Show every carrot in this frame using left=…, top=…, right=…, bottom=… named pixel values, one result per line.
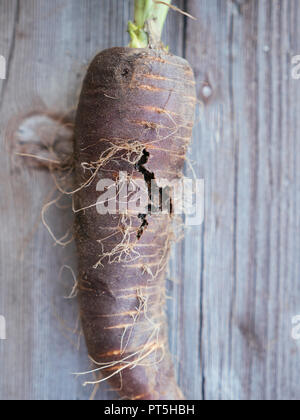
left=74, top=0, right=196, bottom=400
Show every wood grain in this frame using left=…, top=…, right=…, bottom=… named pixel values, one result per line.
left=0, top=0, right=299, bottom=400
left=185, top=0, right=300, bottom=400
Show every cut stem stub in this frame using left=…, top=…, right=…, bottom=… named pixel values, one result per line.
left=128, top=0, right=172, bottom=48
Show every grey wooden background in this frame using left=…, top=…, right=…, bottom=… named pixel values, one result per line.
left=0, top=0, right=299, bottom=400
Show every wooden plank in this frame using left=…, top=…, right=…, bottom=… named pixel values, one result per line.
left=185, top=0, right=300, bottom=400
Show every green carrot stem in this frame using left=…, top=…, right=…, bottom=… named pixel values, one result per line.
left=128, top=0, right=172, bottom=48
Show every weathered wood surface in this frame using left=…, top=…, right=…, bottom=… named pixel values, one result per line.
left=0, top=0, right=299, bottom=400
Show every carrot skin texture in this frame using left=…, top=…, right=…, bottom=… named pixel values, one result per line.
left=74, top=47, right=196, bottom=400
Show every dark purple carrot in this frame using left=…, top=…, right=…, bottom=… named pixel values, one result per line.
left=74, top=0, right=196, bottom=400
